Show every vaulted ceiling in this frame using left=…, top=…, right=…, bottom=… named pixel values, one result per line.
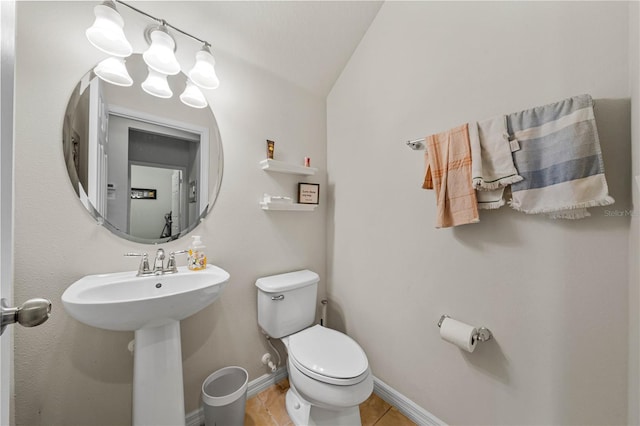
left=127, top=1, right=383, bottom=97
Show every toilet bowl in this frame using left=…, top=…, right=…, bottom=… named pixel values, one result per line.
left=284, top=325, right=373, bottom=425
left=256, top=270, right=373, bottom=425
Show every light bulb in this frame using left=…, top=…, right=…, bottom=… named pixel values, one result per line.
left=141, top=68, right=173, bottom=98
left=180, top=80, right=208, bottom=109
left=94, top=57, right=133, bottom=86
left=188, top=45, right=220, bottom=89
left=143, top=27, right=180, bottom=76
left=85, top=1, right=132, bottom=57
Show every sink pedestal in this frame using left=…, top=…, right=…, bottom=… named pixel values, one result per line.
left=133, top=321, right=185, bottom=426
left=61, top=265, right=231, bottom=425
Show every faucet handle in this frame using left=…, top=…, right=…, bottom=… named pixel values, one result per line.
left=166, top=250, right=188, bottom=273
left=124, top=252, right=150, bottom=276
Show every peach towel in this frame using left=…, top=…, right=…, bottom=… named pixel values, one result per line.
left=422, top=123, right=479, bottom=228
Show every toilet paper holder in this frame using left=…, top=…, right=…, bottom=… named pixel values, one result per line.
left=438, top=314, right=493, bottom=343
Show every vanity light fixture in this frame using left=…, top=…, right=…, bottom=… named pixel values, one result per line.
left=85, top=0, right=220, bottom=107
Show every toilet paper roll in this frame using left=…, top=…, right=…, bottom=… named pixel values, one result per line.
left=439, top=317, right=477, bottom=353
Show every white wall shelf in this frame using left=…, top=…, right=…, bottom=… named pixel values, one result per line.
left=260, top=202, right=317, bottom=212
left=260, top=159, right=317, bottom=176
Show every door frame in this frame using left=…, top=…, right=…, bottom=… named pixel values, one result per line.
left=0, top=1, right=16, bottom=424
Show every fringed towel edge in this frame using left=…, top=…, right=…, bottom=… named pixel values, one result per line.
left=508, top=195, right=615, bottom=215
left=548, top=209, right=591, bottom=219
left=478, top=199, right=505, bottom=210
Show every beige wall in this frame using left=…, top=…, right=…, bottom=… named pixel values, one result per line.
left=327, top=2, right=631, bottom=425
left=14, top=2, right=326, bottom=424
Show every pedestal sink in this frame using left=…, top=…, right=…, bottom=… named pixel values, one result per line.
left=62, top=265, right=230, bottom=426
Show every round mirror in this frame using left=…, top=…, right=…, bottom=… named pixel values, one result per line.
left=62, top=54, right=223, bottom=244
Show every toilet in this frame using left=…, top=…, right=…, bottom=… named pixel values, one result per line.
left=256, top=270, right=373, bottom=426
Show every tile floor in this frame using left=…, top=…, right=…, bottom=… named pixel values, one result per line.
left=245, top=379, right=416, bottom=426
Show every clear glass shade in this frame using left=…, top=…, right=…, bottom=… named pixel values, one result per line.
left=85, top=2, right=132, bottom=58
left=180, top=80, right=208, bottom=109
left=143, top=28, right=181, bottom=76
left=141, top=68, right=173, bottom=98
left=188, top=46, right=220, bottom=90
left=94, top=57, right=133, bottom=86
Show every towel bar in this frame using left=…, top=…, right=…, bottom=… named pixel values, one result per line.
left=406, top=138, right=425, bottom=150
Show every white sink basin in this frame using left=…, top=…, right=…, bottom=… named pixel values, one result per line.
left=62, top=265, right=230, bottom=331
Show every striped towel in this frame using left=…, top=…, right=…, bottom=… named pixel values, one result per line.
left=422, top=123, right=479, bottom=228
left=507, top=94, right=614, bottom=218
left=468, top=115, right=523, bottom=210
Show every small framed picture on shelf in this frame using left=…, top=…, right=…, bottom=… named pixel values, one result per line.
left=298, top=183, right=320, bottom=205
left=266, top=139, right=275, bottom=159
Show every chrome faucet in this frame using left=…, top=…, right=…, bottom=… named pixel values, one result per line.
left=153, top=248, right=166, bottom=273
left=125, top=249, right=187, bottom=276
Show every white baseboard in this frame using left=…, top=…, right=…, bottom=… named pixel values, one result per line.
left=186, top=367, right=288, bottom=426
left=247, top=366, right=289, bottom=398
left=185, top=407, right=202, bottom=426
left=186, top=369, right=445, bottom=426
left=373, top=376, right=446, bottom=426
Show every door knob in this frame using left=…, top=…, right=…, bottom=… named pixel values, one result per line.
left=0, top=298, right=51, bottom=336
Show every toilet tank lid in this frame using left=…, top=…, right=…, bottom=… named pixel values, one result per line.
left=255, top=270, right=319, bottom=292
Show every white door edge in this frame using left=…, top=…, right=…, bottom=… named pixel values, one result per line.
left=0, top=1, right=16, bottom=425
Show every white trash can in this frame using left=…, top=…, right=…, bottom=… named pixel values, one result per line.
left=202, top=366, right=248, bottom=426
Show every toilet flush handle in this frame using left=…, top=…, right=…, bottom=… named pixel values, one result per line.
left=271, top=295, right=285, bottom=301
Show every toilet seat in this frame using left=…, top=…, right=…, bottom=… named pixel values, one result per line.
left=288, top=325, right=369, bottom=386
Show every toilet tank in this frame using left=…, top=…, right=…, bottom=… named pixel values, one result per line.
left=256, top=270, right=319, bottom=338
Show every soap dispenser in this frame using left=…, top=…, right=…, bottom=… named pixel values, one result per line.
left=188, top=235, right=207, bottom=271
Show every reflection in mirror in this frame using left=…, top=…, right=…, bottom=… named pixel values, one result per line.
left=63, top=53, right=223, bottom=244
